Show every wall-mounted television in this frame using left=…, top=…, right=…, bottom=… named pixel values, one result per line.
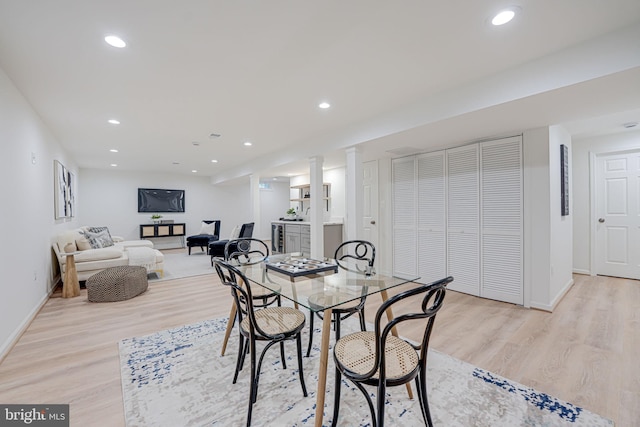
left=138, top=188, right=185, bottom=213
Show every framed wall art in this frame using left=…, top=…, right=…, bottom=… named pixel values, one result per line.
left=54, top=160, right=75, bottom=219
left=560, top=144, right=569, bottom=216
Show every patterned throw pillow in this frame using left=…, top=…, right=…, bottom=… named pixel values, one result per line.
left=81, top=227, right=114, bottom=249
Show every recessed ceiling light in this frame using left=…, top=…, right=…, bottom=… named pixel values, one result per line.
left=110, top=164, right=117, bottom=167
left=273, top=177, right=277, bottom=181
left=105, top=35, right=126, bottom=48
left=172, top=162, right=180, bottom=165
left=108, top=119, right=120, bottom=125
left=623, top=122, right=638, bottom=128
left=192, top=170, right=198, bottom=173
left=492, top=9, right=516, bottom=26
left=318, top=102, right=331, bottom=109
left=110, top=149, right=118, bottom=153
left=244, top=141, right=252, bottom=146
left=209, top=133, right=221, bottom=138
left=211, top=159, right=218, bottom=163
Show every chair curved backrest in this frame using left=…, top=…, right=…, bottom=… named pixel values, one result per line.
left=239, top=222, right=255, bottom=239
left=224, top=238, right=269, bottom=266
left=334, top=240, right=376, bottom=275
left=213, top=259, right=275, bottom=340
left=356, top=276, right=452, bottom=382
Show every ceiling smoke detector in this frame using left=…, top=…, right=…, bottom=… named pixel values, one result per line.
left=210, top=133, right=221, bottom=138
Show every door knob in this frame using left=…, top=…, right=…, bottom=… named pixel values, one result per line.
left=598, top=218, right=605, bottom=223
left=370, top=220, right=376, bottom=225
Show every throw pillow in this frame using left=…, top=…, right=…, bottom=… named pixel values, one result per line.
left=199, top=221, right=217, bottom=235
left=76, top=236, right=92, bottom=251
left=229, top=225, right=241, bottom=240
left=81, top=227, right=114, bottom=249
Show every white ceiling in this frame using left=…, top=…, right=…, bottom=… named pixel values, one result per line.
left=0, top=1, right=639, bottom=183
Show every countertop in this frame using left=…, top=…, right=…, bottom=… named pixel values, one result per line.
left=271, top=220, right=343, bottom=226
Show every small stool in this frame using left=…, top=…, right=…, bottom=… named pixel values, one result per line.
left=86, top=266, right=148, bottom=302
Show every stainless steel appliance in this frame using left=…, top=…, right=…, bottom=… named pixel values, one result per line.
left=271, top=223, right=284, bottom=253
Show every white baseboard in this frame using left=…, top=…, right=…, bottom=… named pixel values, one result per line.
left=573, top=268, right=591, bottom=275
left=529, top=277, right=575, bottom=312
left=0, top=286, right=55, bottom=363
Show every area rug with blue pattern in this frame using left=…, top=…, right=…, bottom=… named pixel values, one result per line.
left=119, top=317, right=613, bottom=426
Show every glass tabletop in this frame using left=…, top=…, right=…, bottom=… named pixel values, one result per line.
left=236, top=254, right=420, bottom=312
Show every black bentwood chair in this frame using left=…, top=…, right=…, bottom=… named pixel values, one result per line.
left=219, top=238, right=282, bottom=356
left=209, top=222, right=255, bottom=266
left=214, top=259, right=308, bottom=427
left=331, top=276, right=453, bottom=427
left=306, top=240, right=375, bottom=357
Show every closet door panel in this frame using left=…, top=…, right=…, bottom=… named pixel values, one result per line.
left=480, top=136, right=523, bottom=304
left=447, top=145, right=480, bottom=295
left=392, top=157, right=417, bottom=279
left=417, top=152, right=447, bottom=283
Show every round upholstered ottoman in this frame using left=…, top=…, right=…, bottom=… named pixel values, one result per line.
left=86, top=266, right=149, bottom=302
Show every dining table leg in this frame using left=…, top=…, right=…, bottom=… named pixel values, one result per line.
left=314, top=307, right=333, bottom=427
left=220, top=302, right=237, bottom=356
left=380, top=289, right=414, bottom=399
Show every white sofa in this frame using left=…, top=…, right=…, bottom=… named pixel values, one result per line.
left=53, top=227, right=164, bottom=282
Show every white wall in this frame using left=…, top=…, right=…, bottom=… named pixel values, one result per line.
left=523, top=126, right=574, bottom=310
left=79, top=169, right=252, bottom=248
left=324, top=167, right=346, bottom=222
left=0, top=66, right=80, bottom=358
left=572, top=129, right=640, bottom=273
left=548, top=126, right=574, bottom=303
left=259, top=180, right=290, bottom=240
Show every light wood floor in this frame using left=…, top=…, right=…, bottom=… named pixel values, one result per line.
left=0, top=258, right=637, bottom=426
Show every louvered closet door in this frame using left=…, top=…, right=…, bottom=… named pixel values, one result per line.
left=447, top=145, right=480, bottom=296
left=417, top=152, right=447, bottom=284
left=480, top=136, right=523, bottom=304
left=392, top=157, right=417, bottom=279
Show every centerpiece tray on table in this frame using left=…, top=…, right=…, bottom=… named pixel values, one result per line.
left=265, top=258, right=338, bottom=277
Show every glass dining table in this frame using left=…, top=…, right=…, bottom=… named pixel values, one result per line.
left=232, top=254, right=420, bottom=427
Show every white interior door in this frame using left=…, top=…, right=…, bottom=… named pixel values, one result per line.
left=362, top=161, right=379, bottom=249
left=392, top=157, right=417, bottom=279
left=480, top=137, right=523, bottom=304
left=447, top=145, right=480, bottom=296
left=417, top=151, right=447, bottom=284
left=596, top=151, right=640, bottom=279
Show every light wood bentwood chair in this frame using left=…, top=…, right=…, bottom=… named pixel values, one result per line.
left=331, top=276, right=453, bottom=427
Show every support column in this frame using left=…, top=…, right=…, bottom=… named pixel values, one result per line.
left=249, top=174, right=261, bottom=239
left=345, top=147, right=363, bottom=241
left=309, top=156, right=324, bottom=259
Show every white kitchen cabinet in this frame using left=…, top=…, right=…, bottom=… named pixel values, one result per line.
left=285, top=224, right=302, bottom=253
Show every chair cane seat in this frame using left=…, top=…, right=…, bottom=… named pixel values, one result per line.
left=241, top=307, right=305, bottom=336
left=334, top=331, right=418, bottom=380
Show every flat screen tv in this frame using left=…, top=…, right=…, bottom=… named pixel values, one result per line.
left=138, top=188, right=185, bottom=213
